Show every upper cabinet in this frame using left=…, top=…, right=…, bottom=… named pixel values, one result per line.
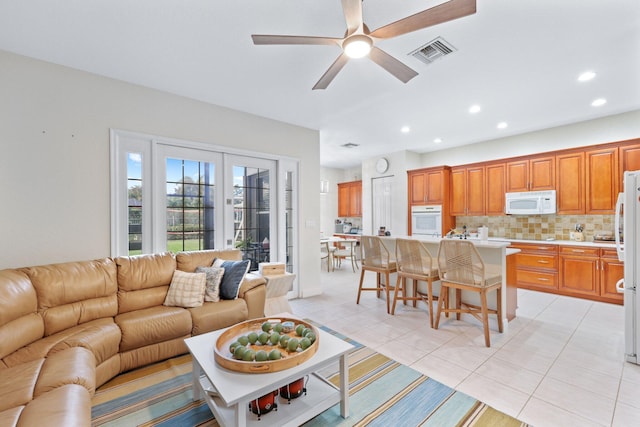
left=620, top=140, right=640, bottom=186
left=556, top=151, right=585, bottom=215
left=337, top=180, right=362, bottom=217
left=450, top=165, right=485, bottom=216
left=585, top=147, right=618, bottom=214
left=485, top=163, right=506, bottom=215
left=506, top=155, right=555, bottom=192
left=408, top=166, right=449, bottom=205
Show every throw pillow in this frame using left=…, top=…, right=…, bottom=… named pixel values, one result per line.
left=195, top=266, right=225, bottom=302
left=213, top=258, right=250, bottom=300
left=163, top=270, right=207, bottom=308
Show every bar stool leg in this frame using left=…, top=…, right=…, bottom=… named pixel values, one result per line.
left=391, top=275, right=402, bottom=315
left=480, top=290, right=490, bottom=347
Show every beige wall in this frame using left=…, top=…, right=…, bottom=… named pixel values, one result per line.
left=420, top=110, right=640, bottom=168
left=0, top=50, right=323, bottom=296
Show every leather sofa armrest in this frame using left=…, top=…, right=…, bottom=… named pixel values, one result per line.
left=238, top=273, right=267, bottom=319
left=237, top=273, right=266, bottom=299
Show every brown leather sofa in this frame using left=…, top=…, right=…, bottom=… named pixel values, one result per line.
left=0, top=249, right=267, bottom=427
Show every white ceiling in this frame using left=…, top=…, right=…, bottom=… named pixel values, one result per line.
left=1, top=0, right=639, bottom=168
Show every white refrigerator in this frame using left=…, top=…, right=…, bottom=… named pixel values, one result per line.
left=616, top=170, right=640, bottom=364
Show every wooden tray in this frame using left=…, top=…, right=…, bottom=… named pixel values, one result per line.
left=214, top=317, right=319, bottom=373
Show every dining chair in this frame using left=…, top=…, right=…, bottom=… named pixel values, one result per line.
left=357, top=236, right=397, bottom=313
left=333, top=239, right=359, bottom=272
left=435, top=239, right=503, bottom=347
left=320, top=241, right=335, bottom=272
left=392, top=238, right=441, bottom=327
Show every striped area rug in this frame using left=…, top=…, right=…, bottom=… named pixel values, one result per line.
left=91, top=323, right=529, bottom=427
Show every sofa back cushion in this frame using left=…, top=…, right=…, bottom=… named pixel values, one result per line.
left=25, top=258, right=118, bottom=337
left=176, top=249, right=241, bottom=273
left=115, top=252, right=176, bottom=314
left=0, top=269, right=45, bottom=360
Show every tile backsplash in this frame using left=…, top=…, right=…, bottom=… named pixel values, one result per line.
left=455, top=214, right=615, bottom=241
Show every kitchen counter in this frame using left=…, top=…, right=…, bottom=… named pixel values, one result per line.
left=480, top=237, right=617, bottom=249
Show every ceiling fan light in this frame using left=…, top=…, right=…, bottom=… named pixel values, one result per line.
left=343, top=35, right=372, bottom=58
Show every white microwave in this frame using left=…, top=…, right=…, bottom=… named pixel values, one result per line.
left=505, top=190, right=556, bottom=215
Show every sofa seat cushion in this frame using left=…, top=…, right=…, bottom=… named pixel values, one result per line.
left=19, top=384, right=91, bottom=427
left=0, top=347, right=95, bottom=413
left=188, top=299, right=249, bottom=336
left=116, top=306, right=192, bottom=352
left=0, top=358, right=42, bottom=411
left=1, top=318, right=120, bottom=368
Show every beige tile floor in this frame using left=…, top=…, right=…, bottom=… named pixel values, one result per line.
left=289, top=264, right=640, bottom=427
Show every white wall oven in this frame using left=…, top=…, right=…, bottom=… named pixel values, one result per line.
left=411, top=205, right=442, bottom=236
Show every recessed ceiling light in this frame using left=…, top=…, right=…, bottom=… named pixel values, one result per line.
left=578, top=71, right=596, bottom=82
left=434, top=138, right=443, bottom=144
left=401, top=126, right=410, bottom=133
left=497, top=122, right=508, bottom=129
left=591, top=98, right=607, bottom=107
left=469, top=105, right=481, bottom=114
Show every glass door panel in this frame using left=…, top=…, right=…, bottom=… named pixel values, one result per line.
left=227, top=156, right=276, bottom=271
left=155, top=145, right=223, bottom=253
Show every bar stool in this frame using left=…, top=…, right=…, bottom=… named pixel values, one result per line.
left=392, top=238, right=441, bottom=327
left=435, top=239, right=503, bottom=347
left=357, top=236, right=397, bottom=313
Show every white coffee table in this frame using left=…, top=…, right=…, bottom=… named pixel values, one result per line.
left=184, top=314, right=354, bottom=427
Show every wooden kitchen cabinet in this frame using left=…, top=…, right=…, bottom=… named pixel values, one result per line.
left=556, top=151, right=585, bottom=214
left=600, top=248, right=624, bottom=303
left=337, top=180, right=362, bottom=217
left=559, top=246, right=599, bottom=298
left=510, top=243, right=558, bottom=292
left=485, top=162, right=506, bottom=215
left=408, top=166, right=449, bottom=205
left=585, top=147, right=618, bottom=214
left=506, top=155, right=555, bottom=192
left=619, top=140, right=640, bottom=186
left=559, top=246, right=624, bottom=304
left=450, top=165, right=484, bottom=216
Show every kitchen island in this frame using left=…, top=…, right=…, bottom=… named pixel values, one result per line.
left=378, top=236, right=519, bottom=332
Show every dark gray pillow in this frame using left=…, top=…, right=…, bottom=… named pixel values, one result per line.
left=213, top=259, right=250, bottom=300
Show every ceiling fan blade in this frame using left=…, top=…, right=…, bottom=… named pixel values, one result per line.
left=252, top=34, right=340, bottom=46
left=342, top=0, right=363, bottom=35
left=313, top=53, right=350, bottom=90
left=368, top=47, right=418, bottom=83
left=369, top=0, right=476, bottom=39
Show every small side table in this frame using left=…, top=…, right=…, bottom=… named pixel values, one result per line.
left=263, top=272, right=296, bottom=316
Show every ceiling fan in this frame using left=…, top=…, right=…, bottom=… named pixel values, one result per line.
left=251, top=0, right=476, bottom=90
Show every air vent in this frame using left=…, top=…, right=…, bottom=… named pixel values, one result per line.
left=409, top=37, right=456, bottom=65
left=341, top=143, right=360, bottom=148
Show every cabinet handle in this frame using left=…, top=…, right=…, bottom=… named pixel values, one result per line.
left=536, top=247, right=550, bottom=250
left=537, top=260, right=550, bottom=264
left=537, top=278, right=550, bottom=281
left=571, top=249, right=585, bottom=253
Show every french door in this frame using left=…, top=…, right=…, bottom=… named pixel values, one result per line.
left=224, top=155, right=277, bottom=271
left=112, top=130, right=296, bottom=283
left=155, top=147, right=277, bottom=271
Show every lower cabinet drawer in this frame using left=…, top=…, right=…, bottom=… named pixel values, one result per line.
left=516, top=269, right=558, bottom=290
left=515, top=253, right=557, bottom=269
